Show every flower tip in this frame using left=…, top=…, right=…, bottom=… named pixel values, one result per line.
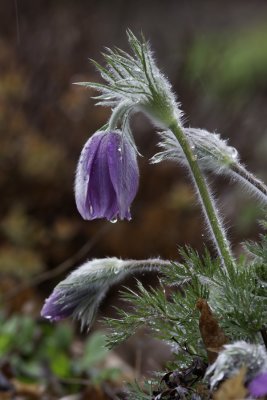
left=40, top=290, right=72, bottom=322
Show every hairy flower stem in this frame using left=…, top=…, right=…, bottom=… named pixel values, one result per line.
left=231, top=163, right=267, bottom=203
left=123, top=258, right=172, bottom=271
left=169, top=122, right=235, bottom=271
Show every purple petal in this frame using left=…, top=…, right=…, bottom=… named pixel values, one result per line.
left=41, top=289, right=75, bottom=321
left=107, top=132, right=139, bottom=219
left=87, top=133, right=118, bottom=220
left=248, top=372, right=267, bottom=397
left=75, top=132, right=104, bottom=219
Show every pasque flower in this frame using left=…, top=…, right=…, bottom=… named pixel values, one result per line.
left=75, top=130, right=139, bottom=221
left=41, top=257, right=169, bottom=329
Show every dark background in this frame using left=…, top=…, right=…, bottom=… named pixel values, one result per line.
left=0, top=0, right=267, bottom=395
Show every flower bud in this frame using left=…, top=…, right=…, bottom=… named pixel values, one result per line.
left=41, top=257, right=167, bottom=330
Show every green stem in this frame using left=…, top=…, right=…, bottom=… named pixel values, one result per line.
left=108, top=101, right=131, bottom=130
left=231, top=163, right=267, bottom=202
left=169, top=121, right=235, bottom=271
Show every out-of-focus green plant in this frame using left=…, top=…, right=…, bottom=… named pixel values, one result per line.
left=186, top=24, right=267, bottom=99
left=0, top=313, right=121, bottom=388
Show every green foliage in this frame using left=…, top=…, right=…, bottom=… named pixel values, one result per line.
left=106, top=239, right=267, bottom=360
left=245, top=233, right=267, bottom=261
left=186, top=23, right=267, bottom=98
left=80, top=331, right=108, bottom=369
left=0, top=315, right=36, bottom=357
left=106, top=250, right=213, bottom=359
left=127, top=381, right=153, bottom=400
left=75, top=331, right=121, bottom=384
left=0, top=314, right=121, bottom=387
left=212, top=263, right=267, bottom=340
left=78, top=30, right=179, bottom=129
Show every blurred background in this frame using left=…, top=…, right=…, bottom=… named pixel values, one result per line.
left=1, top=0, right=267, bottom=398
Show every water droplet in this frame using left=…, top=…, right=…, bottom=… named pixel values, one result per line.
left=118, top=147, right=122, bottom=152
left=229, top=146, right=238, bottom=159
left=114, top=267, right=120, bottom=275
left=110, top=218, right=117, bottom=224
left=89, top=205, right=93, bottom=214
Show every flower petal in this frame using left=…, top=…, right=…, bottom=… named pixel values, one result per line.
left=248, top=372, right=267, bottom=397
left=87, top=133, right=118, bottom=220
left=75, top=132, right=104, bottom=219
left=107, top=132, right=139, bottom=219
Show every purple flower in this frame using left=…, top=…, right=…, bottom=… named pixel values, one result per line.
left=248, top=372, right=267, bottom=398
left=75, top=130, right=139, bottom=221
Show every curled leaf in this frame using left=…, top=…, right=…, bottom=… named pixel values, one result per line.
left=196, top=298, right=228, bottom=364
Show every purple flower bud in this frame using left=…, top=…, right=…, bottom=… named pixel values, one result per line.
left=75, top=130, right=139, bottom=221
left=41, top=257, right=170, bottom=328
left=248, top=372, right=267, bottom=397
left=40, top=258, right=120, bottom=325
left=40, top=289, right=76, bottom=322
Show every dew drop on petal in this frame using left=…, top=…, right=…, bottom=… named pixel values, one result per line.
left=89, top=205, right=93, bottom=214
left=110, top=218, right=118, bottom=224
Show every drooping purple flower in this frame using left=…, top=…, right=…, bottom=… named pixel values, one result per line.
left=248, top=372, right=267, bottom=398
left=75, top=130, right=139, bottom=221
